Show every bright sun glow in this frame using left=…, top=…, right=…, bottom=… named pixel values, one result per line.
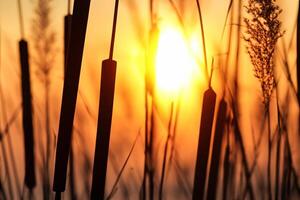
left=155, top=27, right=197, bottom=95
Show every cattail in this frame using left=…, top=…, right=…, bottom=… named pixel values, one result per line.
left=53, top=0, right=91, bottom=195
left=64, top=14, right=72, bottom=75
left=16, top=0, right=36, bottom=191
left=91, top=59, right=117, bottom=199
left=207, top=99, right=227, bottom=200
left=91, top=0, right=119, bottom=199
left=63, top=7, right=77, bottom=200
left=19, top=40, right=36, bottom=189
left=193, top=88, right=216, bottom=200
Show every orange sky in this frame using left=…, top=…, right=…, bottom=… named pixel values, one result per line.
left=0, top=0, right=299, bottom=198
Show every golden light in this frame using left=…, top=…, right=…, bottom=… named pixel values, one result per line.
left=155, top=27, right=198, bottom=96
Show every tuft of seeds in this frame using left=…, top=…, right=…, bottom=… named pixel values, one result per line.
left=244, top=0, right=284, bottom=105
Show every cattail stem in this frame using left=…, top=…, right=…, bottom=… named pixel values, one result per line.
left=53, top=0, right=91, bottom=193
left=17, top=0, right=25, bottom=39
left=195, top=0, right=208, bottom=81
left=207, top=99, right=227, bottom=200
left=64, top=14, right=72, bottom=75
left=68, top=0, right=71, bottom=15
left=19, top=40, right=36, bottom=189
left=91, top=0, right=120, bottom=198
left=91, top=59, right=117, bottom=199
left=193, top=88, right=216, bottom=200
left=109, top=0, right=120, bottom=60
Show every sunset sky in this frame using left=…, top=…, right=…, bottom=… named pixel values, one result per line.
left=0, top=0, right=299, bottom=199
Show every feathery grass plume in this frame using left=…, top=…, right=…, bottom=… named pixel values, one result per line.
left=244, top=1, right=284, bottom=199
left=244, top=0, right=284, bottom=105
left=31, top=0, right=56, bottom=197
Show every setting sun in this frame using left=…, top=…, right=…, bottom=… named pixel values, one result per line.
left=155, top=27, right=197, bottom=95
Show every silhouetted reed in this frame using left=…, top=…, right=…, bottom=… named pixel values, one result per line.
left=91, top=0, right=119, bottom=198
left=207, top=99, right=227, bottom=200
left=19, top=40, right=36, bottom=190
left=192, top=88, right=216, bottom=200
left=53, top=0, right=91, bottom=197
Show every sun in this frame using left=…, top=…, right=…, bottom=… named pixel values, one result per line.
left=155, top=27, right=197, bottom=96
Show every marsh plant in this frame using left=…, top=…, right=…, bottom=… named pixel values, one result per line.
left=244, top=0, right=284, bottom=105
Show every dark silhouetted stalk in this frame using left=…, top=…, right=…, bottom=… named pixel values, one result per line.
left=192, top=88, right=216, bottom=200
left=53, top=0, right=91, bottom=197
left=195, top=0, right=208, bottom=80
left=64, top=7, right=76, bottom=200
left=19, top=40, right=36, bottom=190
left=17, top=0, right=36, bottom=192
left=91, top=59, right=117, bottom=200
left=232, top=113, right=254, bottom=200
left=159, top=102, right=174, bottom=200
left=64, top=14, right=72, bottom=75
left=90, top=0, right=119, bottom=199
left=142, top=18, right=159, bottom=200
left=207, top=99, right=227, bottom=200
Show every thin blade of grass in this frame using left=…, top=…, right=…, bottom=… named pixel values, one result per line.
left=207, top=99, right=227, bottom=200
left=106, top=131, right=141, bottom=200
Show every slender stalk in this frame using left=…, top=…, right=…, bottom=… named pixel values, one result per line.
left=17, top=0, right=25, bottom=39
left=267, top=105, right=272, bottom=200
left=109, top=0, right=120, bottom=60
left=159, top=102, right=174, bottom=200
left=0, top=141, right=14, bottom=199
left=195, top=0, right=208, bottom=80
left=142, top=90, right=148, bottom=200
left=207, top=99, right=227, bottom=200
